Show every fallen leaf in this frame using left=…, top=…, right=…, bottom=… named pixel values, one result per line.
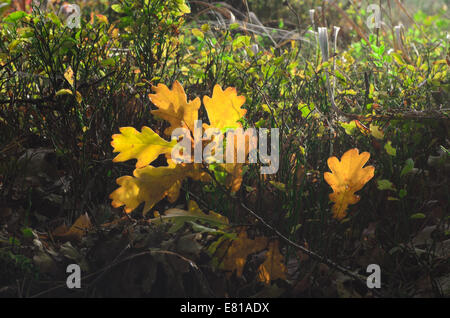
left=257, top=241, right=287, bottom=284
left=214, top=230, right=268, bottom=278
left=53, top=213, right=92, bottom=241
left=110, top=162, right=187, bottom=214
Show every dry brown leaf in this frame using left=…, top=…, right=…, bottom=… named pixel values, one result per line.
left=220, top=230, right=268, bottom=277
left=257, top=240, right=287, bottom=284
left=53, top=213, right=92, bottom=241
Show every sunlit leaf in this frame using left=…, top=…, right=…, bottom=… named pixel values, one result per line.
left=203, top=84, right=246, bottom=131
left=64, top=66, right=74, bottom=87
left=110, top=162, right=187, bottom=214
left=340, top=120, right=357, bottom=135
left=149, top=81, right=201, bottom=135
left=53, top=213, right=92, bottom=241
left=324, top=149, right=375, bottom=220
left=111, top=126, right=176, bottom=168
left=110, top=161, right=208, bottom=214
left=257, top=241, right=286, bottom=284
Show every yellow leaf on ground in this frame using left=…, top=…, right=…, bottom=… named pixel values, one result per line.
left=258, top=241, right=287, bottom=284
left=111, top=126, right=176, bottom=168
left=149, top=81, right=201, bottom=135
left=53, top=213, right=92, bottom=241
left=324, top=148, right=375, bottom=220
left=220, top=230, right=268, bottom=277
left=203, top=85, right=246, bottom=130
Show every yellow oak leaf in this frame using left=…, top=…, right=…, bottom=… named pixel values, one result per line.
left=324, top=148, right=375, bottom=220
left=257, top=240, right=287, bottom=284
left=203, top=84, right=247, bottom=130
left=219, top=230, right=268, bottom=277
left=149, top=81, right=201, bottom=135
left=110, top=82, right=250, bottom=215
left=110, top=162, right=209, bottom=215
left=111, top=126, right=177, bottom=168
left=110, top=162, right=188, bottom=214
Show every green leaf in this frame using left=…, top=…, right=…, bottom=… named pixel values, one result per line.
left=100, top=58, right=116, bottom=67
left=410, top=213, right=426, bottom=219
left=4, top=10, right=28, bottom=23
left=9, top=237, right=20, bottom=246
left=191, top=28, right=204, bottom=40
left=400, top=158, right=414, bottom=177
left=47, top=12, right=61, bottom=26
left=384, top=141, right=397, bottom=156
left=391, top=52, right=405, bottom=65
left=377, top=179, right=396, bottom=191
left=340, top=121, right=357, bottom=135
left=21, top=228, right=34, bottom=238
left=342, top=89, right=357, bottom=95
left=298, top=103, right=314, bottom=118
left=229, top=23, right=240, bottom=30
left=269, top=181, right=286, bottom=192
left=111, top=4, right=124, bottom=13
left=176, top=0, right=191, bottom=14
